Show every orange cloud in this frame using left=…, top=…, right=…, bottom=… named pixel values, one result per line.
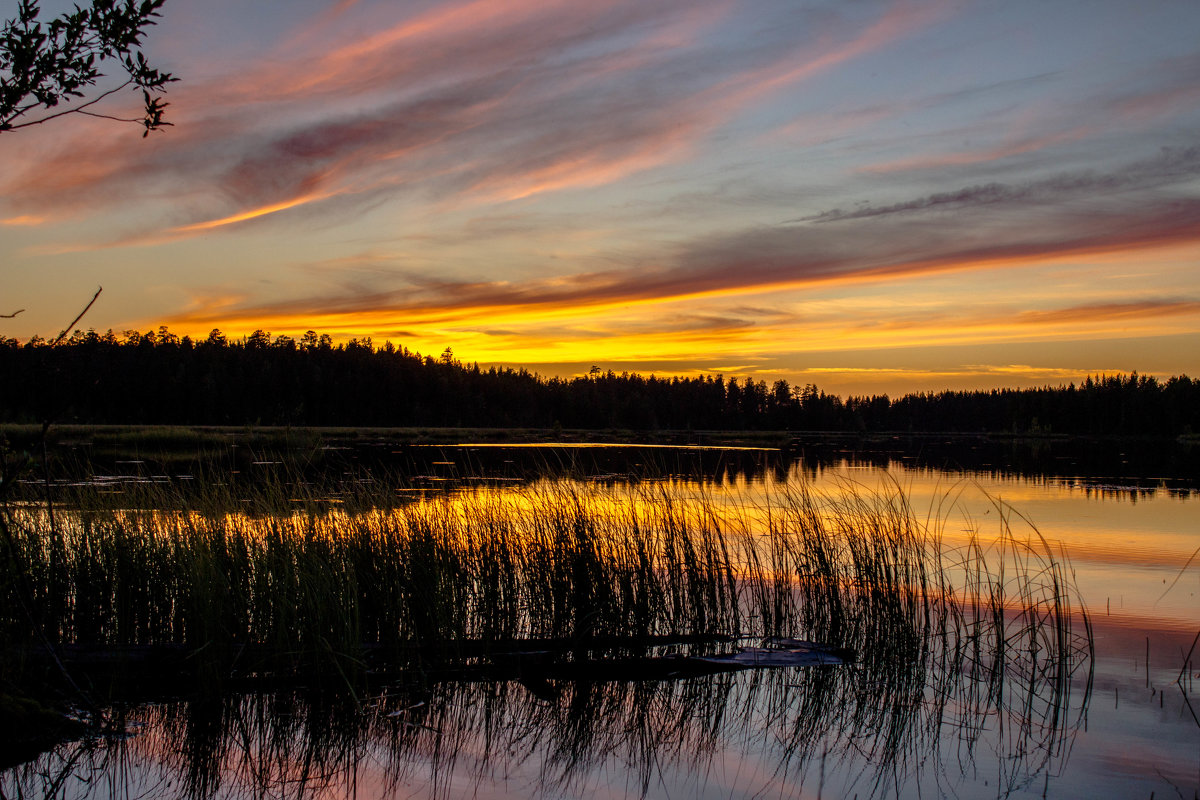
left=173, top=190, right=335, bottom=233
left=156, top=262, right=1200, bottom=374
left=0, top=215, right=45, bottom=226
left=1015, top=300, right=1200, bottom=326
left=157, top=181, right=1200, bottom=343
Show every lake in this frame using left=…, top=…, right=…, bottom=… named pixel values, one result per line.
left=2, top=435, right=1197, bottom=799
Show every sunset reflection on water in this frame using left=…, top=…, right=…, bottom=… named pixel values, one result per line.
left=4, top=447, right=1197, bottom=799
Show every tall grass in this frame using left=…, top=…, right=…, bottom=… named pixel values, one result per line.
left=4, top=481, right=746, bottom=665
left=1, top=474, right=1092, bottom=798
left=1, top=477, right=1086, bottom=681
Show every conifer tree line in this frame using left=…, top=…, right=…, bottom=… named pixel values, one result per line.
left=2, top=327, right=1197, bottom=435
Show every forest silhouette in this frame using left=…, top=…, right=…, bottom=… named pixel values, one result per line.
left=2, top=327, right=1197, bottom=434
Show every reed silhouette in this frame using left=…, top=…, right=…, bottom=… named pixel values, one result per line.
left=2, top=472, right=1091, bottom=798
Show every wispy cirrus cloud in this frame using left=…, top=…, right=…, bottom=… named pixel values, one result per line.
left=861, top=125, right=1095, bottom=174
left=1013, top=300, right=1200, bottom=326
left=1, top=0, right=943, bottom=250
left=853, top=49, right=1200, bottom=178
left=1108, top=53, right=1200, bottom=122
left=797, top=146, right=1200, bottom=223
left=162, top=147, right=1200, bottom=334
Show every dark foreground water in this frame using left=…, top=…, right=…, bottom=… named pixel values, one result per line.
left=3, top=438, right=1197, bottom=799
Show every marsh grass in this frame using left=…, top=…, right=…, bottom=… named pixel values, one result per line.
left=2, top=476, right=1085, bottom=670
left=4, top=480, right=746, bottom=674
left=0, top=472, right=1092, bottom=798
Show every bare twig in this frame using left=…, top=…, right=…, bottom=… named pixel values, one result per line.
left=51, top=286, right=103, bottom=346
left=1177, top=629, right=1200, bottom=687
left=0, top=308, right=24, bottom=318
left=77, top=110, right=146, bottom=123
left=2, top=82, right=132, bottom=131
left=40, top=287, right=104, bottom=536
left=1154, top=543, right=1200, bottom=606
left=0, top=284, right=109, bottom=724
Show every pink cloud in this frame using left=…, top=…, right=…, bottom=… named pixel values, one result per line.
left=163, top=178, right=1200, bottom=331
left=0, top=0, right=953, bottom=248
left=862, top=125, right=1094, bottom=174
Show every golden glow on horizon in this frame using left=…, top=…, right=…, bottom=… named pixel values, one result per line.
left=160, top=237, right=1200, bottom=343
left=158, top=261, right=1200, bottom=373
left=150, top=306, right=1197, bottom=389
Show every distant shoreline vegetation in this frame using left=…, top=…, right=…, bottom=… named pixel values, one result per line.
left=1, top=327, right=1197, bottom=435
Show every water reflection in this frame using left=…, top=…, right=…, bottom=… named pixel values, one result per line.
left=5, top=438, right=1197, bottom=798
left=4, top=483, right=1100, bottom=799
left=6, top=619, right=1092, bottom=800
left=19, top=434, right=1200, bottom=503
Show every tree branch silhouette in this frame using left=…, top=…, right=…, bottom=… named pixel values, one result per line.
left=1, top=0, right=175, bottom=136
left=51, top=285, right=102, bottom=345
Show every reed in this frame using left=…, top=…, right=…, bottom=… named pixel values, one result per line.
left=1, top=476, right=1085, bottom=689
left=1, top=474, right=1092, bottom=798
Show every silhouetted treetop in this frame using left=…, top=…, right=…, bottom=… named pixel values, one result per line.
left=1, top=326, right=1196, bottom=435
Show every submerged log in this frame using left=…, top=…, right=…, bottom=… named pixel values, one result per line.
left=694, top=638, right=855, bottom=667
left=8, top=635, right=853, bottom=697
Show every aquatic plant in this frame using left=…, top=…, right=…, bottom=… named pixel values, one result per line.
left=2, top=477, right=1085, bottom=668
left=0, top=474, right=1091, bottom=798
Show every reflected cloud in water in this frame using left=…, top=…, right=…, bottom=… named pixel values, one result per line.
left=4, top=437, right=1197, bottom=798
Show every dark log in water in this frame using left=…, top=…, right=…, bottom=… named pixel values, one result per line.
left=10, top=636, right=853, bottom=697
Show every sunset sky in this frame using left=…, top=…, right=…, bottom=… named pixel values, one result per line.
left=2, top=0, right=1199, bottom=396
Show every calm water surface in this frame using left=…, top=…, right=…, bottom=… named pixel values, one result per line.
left=5, top=442, right=1198, bottom=799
